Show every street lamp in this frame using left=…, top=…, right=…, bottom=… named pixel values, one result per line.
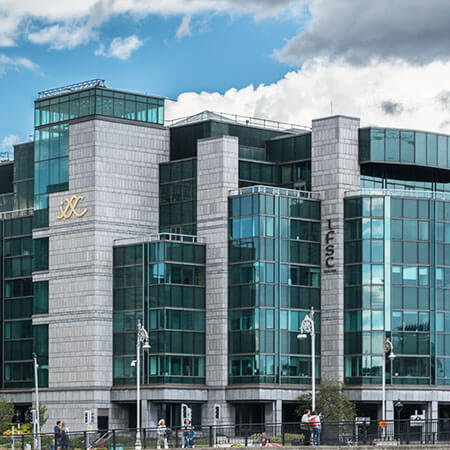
left=382, top=338, right=395, bottom=424
left=135, top=320, right=151, bottom=450
left=32, top=352, right=41, bottom=450
left=297, top=307, right=316, bottom=411
left=394, top=399, right=404, bottom=441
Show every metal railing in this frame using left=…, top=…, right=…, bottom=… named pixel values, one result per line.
left=229, top=184, right=320, bottom=200
left=8, top=419, right=450, bottom=449
left=114, top=233, right=206, bottom=246
left=165, top=111, right=311, bottom=133
left=345, top=188, right=450, bottom=201
left=0, top=207, right=33, bottom=220
left=37, top=79, right=106, bottom=99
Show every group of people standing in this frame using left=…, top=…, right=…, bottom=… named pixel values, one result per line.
left=157, top=418, right=196, bottom=449
left=300, top=410, right=322, bottom=446
left=53, top=421, right=70, bottom=450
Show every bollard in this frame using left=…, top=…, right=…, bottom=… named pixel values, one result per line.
left=143, top=428, right=147, bottom=449
left=175, top=428, right=179, bottom=449
left=112, top=430, right=116, bottom=450
left=21, top=435, right=24, bottom=450
left=209, top=426, right=213, bottom=448
left=281, top=424, right=285, bottom=446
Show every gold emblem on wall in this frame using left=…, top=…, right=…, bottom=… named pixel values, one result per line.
left=57, top=195, right=88, bottom=220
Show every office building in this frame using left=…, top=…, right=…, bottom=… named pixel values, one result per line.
left=1, top=79, right=450, bottom=429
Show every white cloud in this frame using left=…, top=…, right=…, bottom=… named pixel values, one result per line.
left=166, top=58, right=450, bottom=134
left=27, top=0, right=109, bottom=49
left=176, top=16, right=191, bottom=39
left=95, top=34, right=143, bottom=60
left=0, top=134, right=21, bottom=160
left=0, top=53, right=39, bottom=74
left=28, top=23, right=96, bottom=49
left=0, top=0, right=304, bottom=48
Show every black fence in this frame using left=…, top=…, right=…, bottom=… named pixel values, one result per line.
left=3, top=419, right=450, bottom=448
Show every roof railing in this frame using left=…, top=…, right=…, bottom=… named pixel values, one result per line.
left=114, top=233, right=206, bottom=246
left=166, top=110, right=311, bottom=133
left=229, top=185, right=320, bottom=199
left=345, top=188, right=450, bottom=200
left=37, top=79, right=106, bottom=99
left=0, top=208, right=33, bottom=220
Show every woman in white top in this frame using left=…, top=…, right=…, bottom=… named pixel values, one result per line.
left=157, top=419, right=169, bottom=449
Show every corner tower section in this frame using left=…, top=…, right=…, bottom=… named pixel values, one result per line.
left=311, top=116, right=360, bottom=381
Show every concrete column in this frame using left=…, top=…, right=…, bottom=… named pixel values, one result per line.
left=148, top=402, right=159, bottom=428
left=142, top=400, right=150, bottom=429
left=311, top=116, right=361, bottom=382
left=265, top=400, right=282, bottom=435
left=386, top=400, right=394, bottom=422
left=197, top=135, right=239, bottom=424
left=431, top=400, right=438, bottom=421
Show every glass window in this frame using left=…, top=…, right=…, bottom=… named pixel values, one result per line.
left=438, top=135, right=447, bottom=167
left=371, top=129, right=385, bottom=160
left=415, top=132, right=426, bottom=165
left=386, top=129, right=399, bottom=162
left=400, top=130, right=415, bottom=163
left=427, top=133, right=437, bottom=166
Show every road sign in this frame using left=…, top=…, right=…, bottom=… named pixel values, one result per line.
left=410, top=414, right=425, bottom=427
left=355, top=417, right=371, bottom=425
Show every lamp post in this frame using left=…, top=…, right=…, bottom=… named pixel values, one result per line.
left=135, top=320, right=151, bottom=450
left=381, top=338, right=395, bottom=426
left=394, top=399, right=403, bottom=441
left=32, top=352, right=41, bottom=450
left=297, top=307, right=316, bottom=411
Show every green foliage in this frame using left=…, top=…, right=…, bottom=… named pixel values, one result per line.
left=39, top=404, right=48, bottom=429
left=25, top=404, right=48, bottom=431
left=0, top=396, right=15, bottom=433
left=295, top=377, right=356, bottom=423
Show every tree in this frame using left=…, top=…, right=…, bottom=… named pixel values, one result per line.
left=26, top=404, right=48, bottom=429
left=0, top=396, right=15, bottom=433
left=38, top=404, right=48, bottom=430
left=295, top=377, right=356, bottom=423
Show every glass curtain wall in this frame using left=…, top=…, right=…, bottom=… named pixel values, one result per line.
left=390, top=197, right=431, bottom=384
left=344, top=197, right=386, bottom=384
left=436, top=201, right=450, bottom=384
left=148, top=240, right=206, bottom=384
left=239, top=134, right=312, bottom=190
left=3, top=216, right=34, bottom=388
left=359, top=128, right=450, bottom=169
left=13, top=142, right=34, bottom=211
left=344, top=195, right=438, bottom=385
left=113, top=239, right=206, bottom=386
left=113, top=244, right=144, bottom=385
left=228, top=189, right=320, bottom=385
left=159, top=158, right=197, bottom=235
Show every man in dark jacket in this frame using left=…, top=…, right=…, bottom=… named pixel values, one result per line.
left=54, top=421, right=62, bottom=450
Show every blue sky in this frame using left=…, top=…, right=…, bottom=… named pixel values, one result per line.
left=1, top=0, right=450, bottom=156
left=0, top=3, right=307, bottom=153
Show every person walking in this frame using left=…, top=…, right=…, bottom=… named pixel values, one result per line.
left=54, top=421, right=62, bottom=450
left=60, top=423, right=70, bottom=450
left=157, top=419, right=169, bottom=449
left=182, top=419, right=193, bottom=448
left=300, top=409, right=311, bottom=445
left=309, top=411, right=321, bottom=446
